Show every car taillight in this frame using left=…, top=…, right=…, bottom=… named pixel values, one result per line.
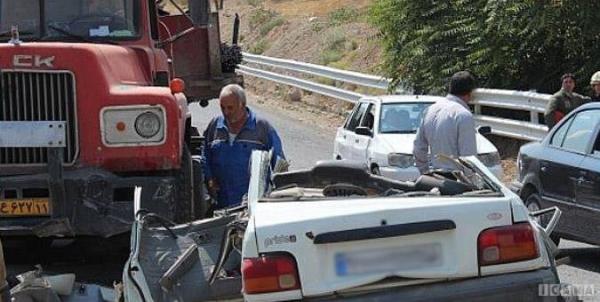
left=478, top=223, right=538, bottom=266
left=242, top=254, right=301, bottom=294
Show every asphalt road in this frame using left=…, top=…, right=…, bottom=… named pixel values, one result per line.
left=189, top=99, right=335, bottom=170
left=4, top=97, right=599, bottom=297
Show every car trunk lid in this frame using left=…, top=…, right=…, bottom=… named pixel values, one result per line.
left=253, top=196, right=513, bottom=297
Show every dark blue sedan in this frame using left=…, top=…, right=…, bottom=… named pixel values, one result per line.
left=515, top=102, right=600, bottom=246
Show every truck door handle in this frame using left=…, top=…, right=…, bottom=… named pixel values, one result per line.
left=355, top=139, right=359, bottom=143
left=343, top=135, right=346, bottom=139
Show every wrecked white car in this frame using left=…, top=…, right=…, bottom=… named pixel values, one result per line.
left=121, top=201, right=245, bottom=301
left=111, top=151, right=563, bottom=302
left=241, top=151, right=562, bottom=302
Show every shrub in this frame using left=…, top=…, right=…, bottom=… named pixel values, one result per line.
left=319, top=50, right=344, bottom=66
left=249, top=8, right=284, bottom=35
left=260, top=16, right=284, bottom=35
left=328, top=7, right=359, bottom=26
left=249, top=39, right=268, bottom=54
left=246, top=0, right=263, bottom=7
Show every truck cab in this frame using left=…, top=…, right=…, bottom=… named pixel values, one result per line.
left=0, top=0, right=241, bottom=238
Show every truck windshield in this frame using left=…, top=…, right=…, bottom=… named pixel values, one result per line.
left=0, top=0, right=139, bottom=41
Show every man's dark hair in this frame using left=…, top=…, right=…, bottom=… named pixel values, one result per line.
left=561, top=73, right=576, bottom=82
left=449, top=71, right=476, bottom=96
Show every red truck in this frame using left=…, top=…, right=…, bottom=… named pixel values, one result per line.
left=0, top=0, right=241, bottom=238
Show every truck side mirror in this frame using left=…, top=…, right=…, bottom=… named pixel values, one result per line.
left=355, top=126, right=373, bottom=137
left=477, top=125, right=492, bottom=136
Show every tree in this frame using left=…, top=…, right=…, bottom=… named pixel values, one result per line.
left=369, top=0, right=600, bottom=94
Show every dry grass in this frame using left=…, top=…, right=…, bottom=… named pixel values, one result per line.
left=264, top=0, right=371, bottom=17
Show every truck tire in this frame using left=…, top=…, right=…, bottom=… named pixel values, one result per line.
left=175, top=146, right=210, bottom=223
left=192, top=156, right=209, bottom=220
left=174, top=146, right=195, bottom=223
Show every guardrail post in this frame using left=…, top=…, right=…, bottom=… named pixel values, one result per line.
left=528, top=98, right=540, bottom=124
left=530, top=111, right=539, bottom=124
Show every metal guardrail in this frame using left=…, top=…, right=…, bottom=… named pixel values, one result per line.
left=239, top=52, right=551, bottom=141
left=237, top=65, right=365, bottom=103
left=242, top=52, right=403, bottom=92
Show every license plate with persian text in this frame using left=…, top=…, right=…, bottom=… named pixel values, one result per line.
left=0, top=199, right=50, bottom=216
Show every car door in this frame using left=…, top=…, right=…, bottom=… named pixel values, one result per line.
left=334, top=104, right=355, bottom=159
left=350, top=102, right=375, bottom=161
left=572, top=110, right=600, bottom=244
left=335, top=102, right=369, bottom=160
left=538, top=113, right=586, bottom=235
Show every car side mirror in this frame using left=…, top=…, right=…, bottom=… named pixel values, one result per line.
left=477, top=125, right=492, bottom=136
left=355, top=126, right=373, bottom=137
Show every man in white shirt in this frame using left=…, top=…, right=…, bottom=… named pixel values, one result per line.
left=413, top=71, right=477, bottom=174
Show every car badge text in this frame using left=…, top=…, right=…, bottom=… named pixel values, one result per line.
left=13, top=55, right=55, bottom=68
left=487, top=212, right=503, bottom=221
left=265, top=234, right=297, bottom=248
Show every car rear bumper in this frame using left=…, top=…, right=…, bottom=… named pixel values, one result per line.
left=308, top=268, right=561, bottom=302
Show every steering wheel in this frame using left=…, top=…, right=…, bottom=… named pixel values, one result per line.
left=68, top=13, right=130, bottom=36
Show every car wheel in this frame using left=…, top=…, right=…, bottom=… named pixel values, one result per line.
left=525, top=193, right=561, bottom=246
left=371, top=166, right=380, bottom=175
left=524, top=193, right=542, bottom=223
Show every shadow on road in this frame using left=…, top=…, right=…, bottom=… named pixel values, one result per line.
left=3, top=235, right=129, bottom=286
left=558, top=246, right=600, bottom=274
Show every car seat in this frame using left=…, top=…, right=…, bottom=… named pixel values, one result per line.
left=361, top=112, right=375, bottom=130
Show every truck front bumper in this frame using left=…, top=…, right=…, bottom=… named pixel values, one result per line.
left=309, top=268, right=562, bottom=302
left=0, top=167, right=178, bottom=238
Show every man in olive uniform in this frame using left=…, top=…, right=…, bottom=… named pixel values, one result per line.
left=544, top=73, right=588, bottom=129
left=590, top=71, right=600, bottom=102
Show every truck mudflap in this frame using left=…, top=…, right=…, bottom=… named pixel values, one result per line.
left=123, top=208, right=245, bottom=302
left=0, top=166, right=179, bottom=238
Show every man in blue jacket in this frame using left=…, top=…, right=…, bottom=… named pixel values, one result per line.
left=203, top=84, right=285, bottom=209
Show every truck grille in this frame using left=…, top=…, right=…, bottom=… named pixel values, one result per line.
left=0, top=71, right=78, bottom=165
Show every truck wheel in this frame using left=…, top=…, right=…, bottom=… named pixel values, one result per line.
left=174, top=146, right=194, bottom=223
left=192, top=156, right=209, bottom=219
left=175, top=146, right=211, bottom=222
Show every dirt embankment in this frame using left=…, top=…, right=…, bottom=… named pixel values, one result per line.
left=219, top=0, right=381, bottom=120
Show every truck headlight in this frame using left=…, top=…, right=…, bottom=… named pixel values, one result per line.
left=388, top=153, right=415, bottom=168
left=477, top=152, right=501, bottom=167
left=135, top=111, right=161, bottom=138
left=101, top=105, right=165, bottom=146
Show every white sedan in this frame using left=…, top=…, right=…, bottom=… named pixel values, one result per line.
left=241, top=151, right=562, bottom=302
left=333, top=95, right=503, bottom=180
